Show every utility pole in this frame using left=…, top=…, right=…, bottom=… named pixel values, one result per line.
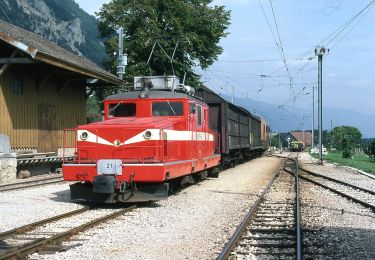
left=330, top=119, right=333, bottom=150
left=302, top=120, right=305, bottom=144
left=117, top=27, right=127, bottom=81
left=315, top=47, right=328, bottom=165
left=231, top=84, right=234, bottom=103
left=311, top=85, right=315, bottom=150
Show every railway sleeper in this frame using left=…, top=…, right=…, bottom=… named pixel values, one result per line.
left=243, top=242, right=296, bottom=248
left=246, top=235, right=295, bottom=240
left=249, top=250, right=296, bottom=256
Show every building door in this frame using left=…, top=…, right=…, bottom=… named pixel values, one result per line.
left=38, top=103, right=57, bottom=152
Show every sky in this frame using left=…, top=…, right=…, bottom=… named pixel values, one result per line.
left=75, top=0, right=375, bottom=127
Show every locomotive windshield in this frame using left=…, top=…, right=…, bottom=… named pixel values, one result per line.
left=152, top=101, right=183, bottom=116
left=108, top=103, right=136, bottom=117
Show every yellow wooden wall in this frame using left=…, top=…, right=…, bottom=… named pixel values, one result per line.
left=0, top=68, right=86, bottom=152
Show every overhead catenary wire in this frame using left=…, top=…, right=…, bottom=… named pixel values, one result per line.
left=204, top=1, right=375, bottom=121
left=325, top=0, right=375, bottom=47
left=257, top=0, right=293, bottom=89
left=215, top=57, right=306, bottom=63
left=269, top=0, right=292, bottom=83
left=327, top=0, right=375, bottom=49
left=268, top=0, right=375, bottom=79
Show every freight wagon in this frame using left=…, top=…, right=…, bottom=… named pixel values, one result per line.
left=196, top=87, right=269, bottom=166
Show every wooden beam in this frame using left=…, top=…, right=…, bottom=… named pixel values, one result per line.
left=0, top=50, right=18, bottom=76
left=57, top=79, right=72, bottom=96
left=0, top=57, right=36, bottom=64
left=34, top=68, right=82, bottom=76
left=36, top=74, right=51, bottom=92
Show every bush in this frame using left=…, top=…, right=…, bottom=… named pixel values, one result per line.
left=367, top=141, right=375, bottom=161
left=341, top=137, right=353, bottom=159
left=342, top=149, right=352, bottom=159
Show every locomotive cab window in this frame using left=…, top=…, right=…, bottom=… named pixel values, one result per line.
left=197, top=105, right=202, bottom=126
left=152, top=101, right=183, bottom=116
left=108, top=103, right=136, bottom=117
left=189, top=102, right=196, bottom=114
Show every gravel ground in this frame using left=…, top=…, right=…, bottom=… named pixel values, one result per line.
left=0, top=182, right=84, bottom=232
left=299, top=152, right=375, bottom=192
left=301, top=178, right=375, bottom=259
left=25, top=156, right=281, bottom=260
left=298, top=152, right=375, bottom=259
left=2, top=173, right=62, bottom=185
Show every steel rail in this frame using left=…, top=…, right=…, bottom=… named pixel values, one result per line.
left=298, top=173, right=375, bottom=212
left=0, top=177, right=64, bottom=192
left=294, top=156, right=302, bottom=260
left=0, top=207, right=89, bottom=241
left=217, top=167, right=281, bottom=260
left=284, top=162, right=375, bottom=212
left=299, top=166, right=375, bottom=195
left=0, top=205, right=136, bottom=259
left=286, top=156, right=375, bottom=212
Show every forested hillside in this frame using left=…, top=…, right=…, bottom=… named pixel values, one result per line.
left=0, top=0, right=107, bottom=65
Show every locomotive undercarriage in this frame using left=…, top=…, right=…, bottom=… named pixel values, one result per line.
left=69, top=167, right=221, bottom=203
left=69, top=178, right=169, bottom=203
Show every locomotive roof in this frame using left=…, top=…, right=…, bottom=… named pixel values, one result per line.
left=105, top=90, right=204, bottom=103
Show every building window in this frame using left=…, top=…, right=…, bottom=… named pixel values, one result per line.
left=12, top=71, right=23, bottom=96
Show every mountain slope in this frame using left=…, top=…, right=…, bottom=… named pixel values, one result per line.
left=0, top=0, right=107, bottom=65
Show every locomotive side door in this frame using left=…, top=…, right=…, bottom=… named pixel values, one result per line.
left=188, top=102, right=197, bottom=165
left=203, top=108, right=209, bottom=157
left=195, top=104, right=205, bottom=163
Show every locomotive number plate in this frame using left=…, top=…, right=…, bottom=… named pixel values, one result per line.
left=97, top=159, right=122, bottom=175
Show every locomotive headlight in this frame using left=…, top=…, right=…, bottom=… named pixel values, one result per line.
left=143, top=130, right=152, bottom=139
left=114, top=140, right=121, bottom=146
left=80, top=131, right=88, bottom=140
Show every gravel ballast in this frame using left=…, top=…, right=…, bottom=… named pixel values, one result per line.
left=24, top=156, right=281, bottom=260
left=299, top=152, right=375, bottom=192
left=0, top=183, right=84, bottom=232
left=298, top=152, right=375, bottom=259
left=301, top=178, right=375, bottom=259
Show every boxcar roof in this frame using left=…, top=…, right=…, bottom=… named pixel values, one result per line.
left=105, top=90, right=204, bottom=103
left=197, top=86, right=261, bottom=120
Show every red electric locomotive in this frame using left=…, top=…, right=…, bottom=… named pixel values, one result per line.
left=63, top=76, right=221, bottom=203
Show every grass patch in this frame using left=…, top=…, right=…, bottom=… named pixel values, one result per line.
left=311, top=150, right=375, bottom=174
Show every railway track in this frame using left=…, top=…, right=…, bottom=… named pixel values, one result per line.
left=0, top=205, right=136, bottom=259
left=282, top=154, right=375, bottom=212
left=297, top=166, right=375, bottom=212
left=0, top=175, right=64, bottom=192
left=218, top=158, right=302, bottom=260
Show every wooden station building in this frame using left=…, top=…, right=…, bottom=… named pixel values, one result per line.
left=0, top=20, right=121, bottom=153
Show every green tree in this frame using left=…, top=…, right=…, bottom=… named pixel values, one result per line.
left=271, top=133, right=288, bottom=148
left=332, top=126, right=362, bottom=158
left=97, top=0, right=230, bottom=89
left=86, top=95, right=102, bottom=123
